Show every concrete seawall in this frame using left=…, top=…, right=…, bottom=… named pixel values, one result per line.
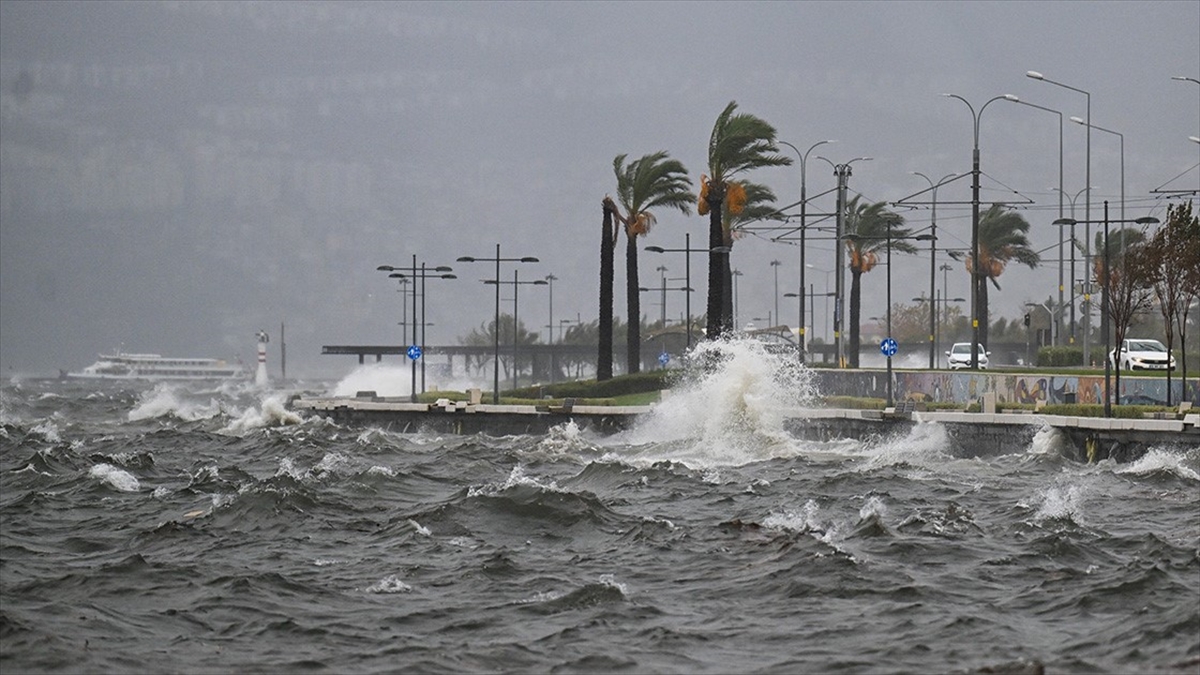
left=290, top=394, right=1200, bottom=463
left=811, top=368, right=1200, bottom=407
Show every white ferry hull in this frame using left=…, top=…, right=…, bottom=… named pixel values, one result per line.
left=67, top=353, right=248, bottom=382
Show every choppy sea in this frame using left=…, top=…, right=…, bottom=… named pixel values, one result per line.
left=2, top=341, right=1198, bottom=674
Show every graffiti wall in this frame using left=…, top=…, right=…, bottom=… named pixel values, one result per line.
left=815, top=370, right=1200, bottom=406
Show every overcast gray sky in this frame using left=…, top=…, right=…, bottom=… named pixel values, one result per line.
left=2, top=0, right=1197, bottom=379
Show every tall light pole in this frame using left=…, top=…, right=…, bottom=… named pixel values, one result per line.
left=912, top=171, right=956, bottom=367
left=731, top=269, right=744, bottom=329
left=484, top=270, right=548, bottom=393
left=377, top=260, right=456, bottom=403
left=1052, top=186, right=1094, bottom=345
left=769, top=260, right=782, bottom=329
left=942, top=93, right=1008, bottom=369
left=1004, top=94, right=1065, bottom=344
left=1028, top=70, right=1092, bottom=363
left=457, top=245, right=539, bottom=404
left=780, top=139, right=834, bottom=363
left=817, top=155, right=872, bottom=367
left=646, top=233, right=727, bottom=348
left=1071, top=117, right=1125, bottom=255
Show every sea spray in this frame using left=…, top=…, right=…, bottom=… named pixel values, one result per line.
left=612, top=337, right=817, bottom=467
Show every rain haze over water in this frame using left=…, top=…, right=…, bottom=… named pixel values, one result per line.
left=1, top=1, right=1198, bottom=379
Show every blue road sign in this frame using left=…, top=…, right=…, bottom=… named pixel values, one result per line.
left=407, top=345, right=422, bottom=361
left=658, top=352, right=670, bottom=366
left=880, top=338, right=898, bottom=357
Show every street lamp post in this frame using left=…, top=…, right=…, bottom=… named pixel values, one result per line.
left=1052, top=186, right=1094, bottom=345
left=646, top=233, right=729, bottom=348
left=942, top=93, right=1008, bottom=369
left=769, top=260, right=782, bottom=328
left=457, top=245, right=539, bottom=404
left=1071, top=117, right=1125, bottom=255
left=377, top=259, right=456, bottom=403
left=912, top=171, right=957, bottom=367
left=817, top=155, right=872, bottom=368
left=1004, top=94, right=1065, bottom=344
left=1052, top=206, right=1158, bottom=416
left=484, top=270, right=548, bottom=393
left=780, top=139, right=834, bottom=363
left=1028, top=70, right=1093, bottom=363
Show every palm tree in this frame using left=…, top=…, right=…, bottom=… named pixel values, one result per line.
left=613, top=152, right=693, bottom=374
left=843, top=196, right=913, bottom=367
left=964, top=204, right=1040, bottom=348
left=700, top=101, right=792, bottom=339
left=721, top=182, right=780, bottom=328
left=597, top=196, right=620, bottom=381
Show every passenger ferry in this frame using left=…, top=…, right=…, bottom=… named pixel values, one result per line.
left=66, top=352, right=248, bottom=381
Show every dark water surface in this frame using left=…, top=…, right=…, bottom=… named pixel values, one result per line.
left=3, top=344, right=1198, bottom=674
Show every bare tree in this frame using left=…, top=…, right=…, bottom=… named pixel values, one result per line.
left=1146, top=202, right=1200, bottom=406
left=1104, top=234, right=1156, bottom=406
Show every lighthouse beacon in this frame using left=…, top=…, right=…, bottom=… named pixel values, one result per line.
left=255, top=330, right=269, bottom=386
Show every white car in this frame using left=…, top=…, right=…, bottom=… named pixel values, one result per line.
left=946, top=342, right=989, bottom=370
left=1110, top=338, right=1176, bottom=371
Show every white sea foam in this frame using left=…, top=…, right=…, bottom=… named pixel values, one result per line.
left=408, top=519, right=432, bottom=536
left=857, top=420, right=953, bottom=472
left=1028, top=424, right=1072, bottom=457
left=1030, top=482, right=1089, bottom=524
left=612, top=337, right=817, bottom=468
left=90, top=463, right=140, bottom=492
left=365, top=574, right=413, bottom=593
left=31, top=421, right=62, bottom=443
left=128, top=384, right=221, bottom=422
left=468, top=464, right=561, bottom=497
left=220, top=394, right=303, bottom=434
left=1116, top=448, right=1200, bottom=481
left=763, top=499, right=825, bottom=534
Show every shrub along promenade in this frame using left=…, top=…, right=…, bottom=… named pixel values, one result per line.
left=289, top=367, right=1199, bottom=463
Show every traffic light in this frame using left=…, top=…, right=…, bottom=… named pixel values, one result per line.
left=1023, top=313, right=1031, bottom=327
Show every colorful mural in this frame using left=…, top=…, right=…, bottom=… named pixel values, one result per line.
left=815, top=370, right=1199, bottom=407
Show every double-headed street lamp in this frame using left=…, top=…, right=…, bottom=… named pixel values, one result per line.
left=1071, top=117, right=1125, bottom=254
left=942, top=92, right=1009, bottom=370
left=1004, top=94, right=1066, bottom=343
left=1053, top=205, right=1158, bottom=417
left=1027, top=70, right=1094, bottom=363
left=484, top=270, right=548, bottom=392
left=817, top=155, right=873, bottom=368
left=780, top=139, right=835, bottom=363
left=377, top=259, right=456, bottom=403
left=1052, top=186, right=1094, bottom=344
left=645, top=233, right=729, bottom=348
left=911, top=171, right=957, bottom=368
left=457, top=245, right=539, bottom=404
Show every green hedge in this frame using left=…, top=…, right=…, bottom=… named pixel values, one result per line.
left=510, top=370, right=675, bottom=400
left=1037, top=346, right=1084, bottom=367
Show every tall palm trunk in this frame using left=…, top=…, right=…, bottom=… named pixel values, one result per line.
left=598, top=201, right=616, bottom=381
left=625, top=233, right=641, bottom=374
left=705, top=186, right=727, bottom=339
left=849, top=269, right=863, bottom=368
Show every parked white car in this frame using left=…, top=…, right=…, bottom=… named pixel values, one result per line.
left=1110, top=338, right=1176, bottom=371
left=946, top=342, right=989, bottom=370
